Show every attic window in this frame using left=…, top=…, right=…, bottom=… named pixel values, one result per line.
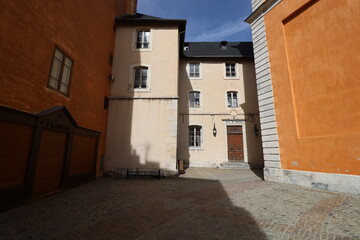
left=220, top=41, right=228, bottom=50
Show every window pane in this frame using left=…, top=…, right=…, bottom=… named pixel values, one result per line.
left=61, top=66, right=71, bottom=85
left=49, top=77, right=58, bottom=88
left=64, top=57, right=72, bottom=68
left=60, top=83, right=68, bottom=94
left=141, top=78, right=147, bottom=88
left=134, top=69, right=140, bottom=88
left=233, top=92, right=238, bottom=106
left=137, top=32, right=143, bottom=42
left=54, top=49, right=63, bottom=61
left=51, top=59, right=62, bottom=79
left=141, top=68, right=147, bottom=88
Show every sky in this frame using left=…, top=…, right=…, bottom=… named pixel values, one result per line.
left=137, top=0, right=253, bottom=42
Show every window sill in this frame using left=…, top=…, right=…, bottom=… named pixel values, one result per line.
left=131, top=48, right=152, bottom=52
left=189, top=106, right=203, bottom=110
left=188, top=147, right=204, bottom=151
left=224, top=77, right=240, bottom=80
left=130, top=88, right=151, bottom=93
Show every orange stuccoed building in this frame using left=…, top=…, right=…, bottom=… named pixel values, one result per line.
left=0, top=0, right=137, bottom=209
left=246, top=0, right=360, bottom=195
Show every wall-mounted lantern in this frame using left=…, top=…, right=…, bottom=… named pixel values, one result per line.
left=108, top=74, right=115, bottom=81
left=213, top=123, right=217, bottom=136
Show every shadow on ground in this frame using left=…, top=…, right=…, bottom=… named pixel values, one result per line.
left=0, top=175, right=267, bottom=240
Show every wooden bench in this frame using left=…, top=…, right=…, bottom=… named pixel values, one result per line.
left=126, top=169, right=161, bottom=179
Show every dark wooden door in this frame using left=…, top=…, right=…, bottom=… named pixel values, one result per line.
left=227, top=126, right=244, bottom=161
left=32, top=130, right=67, bottom=197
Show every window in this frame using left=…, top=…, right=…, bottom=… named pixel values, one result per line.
left=189, top=125, right=202, bottom=148
left=225, top=63, right=236, bottom=77
left=189, top=91, right=201, bottom=108
left=134, top=66, right=148, bottom=89
left=48, top=48, right=73, bottom=95
left=136, top=30, right=150, bottom=49
left=227, top=91, right=238, bottom=108
left=189, top=63, right=200, bottom=78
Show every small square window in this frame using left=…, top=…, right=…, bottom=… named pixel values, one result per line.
left=225, top=63, right=236, bottom=77
left=48, top=48, right=73, bottom=95
left=189, top=63, right=200, bottom=78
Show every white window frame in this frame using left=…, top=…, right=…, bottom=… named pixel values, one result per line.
left=188, top=63, right=201, bottom=79
left=129, top=64, right=151, bottom=92
left=189, top=90, right=201, bottom=108
left=188, top=125, right=203, bottom=149
left=227, top=91, right=239, bottom=108
left=224, top=63, right=239, bottom=79
left=132, top=29, right=152, bottom=51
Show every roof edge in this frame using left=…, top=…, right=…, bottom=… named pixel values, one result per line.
left=245, top=0, right=282, bottom=24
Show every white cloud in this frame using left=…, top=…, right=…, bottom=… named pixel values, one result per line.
left=190, top=17, right=249, bottom=42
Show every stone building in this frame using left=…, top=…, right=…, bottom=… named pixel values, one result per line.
left=105, top=14, right=263, bottom=176
left=246, top=0, right=360, bottom=195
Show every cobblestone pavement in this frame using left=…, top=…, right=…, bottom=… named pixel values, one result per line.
left=1, top=168, right=360, bottom=240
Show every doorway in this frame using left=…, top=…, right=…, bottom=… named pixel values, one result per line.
left=227, top=125, right=244, bottom=161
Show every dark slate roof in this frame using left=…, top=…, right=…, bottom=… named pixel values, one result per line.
left=116, top=13, right=165, bottom=21
left=115, top=13, right=186, bottom=39
left=183, top=42, right=254, bottom=58
left=115, top=13, right=186, bottom=31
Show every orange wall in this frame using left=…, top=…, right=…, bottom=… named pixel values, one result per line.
left=265, top=0, right=360, bottom=175
left=0, top=0, right=136, bottom=175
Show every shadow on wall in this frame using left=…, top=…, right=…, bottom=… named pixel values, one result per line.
left=240, top=60, right=264, bottom=170
left=105, top=27, right=161, bottom=177
left=0, top=176, right=268, bottom=239
left=177, top=62, right=192, bottom=170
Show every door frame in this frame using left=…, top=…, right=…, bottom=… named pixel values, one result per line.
left=222, top=120, right=248, bottom=163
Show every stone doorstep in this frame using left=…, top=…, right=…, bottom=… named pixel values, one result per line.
left=219, top=162, right=263, bottom=170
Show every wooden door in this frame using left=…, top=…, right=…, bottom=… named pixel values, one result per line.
left=227, top=126, right=244, bottom=161
left=32, top=130, right=67, bottom=197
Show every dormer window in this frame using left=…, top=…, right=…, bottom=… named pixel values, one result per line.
left=136, top=30, right=150, bottom=49
left=184, top=43, right=190, bottom=51
left=220, top=40, right=228, bottom=50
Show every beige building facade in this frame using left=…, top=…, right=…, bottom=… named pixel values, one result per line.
left=178, top=43, right=263, bottom=168
left=105, top=14, right=263, bottom=176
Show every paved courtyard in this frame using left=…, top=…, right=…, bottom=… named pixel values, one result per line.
left=1, top=168, right=360, bottom=240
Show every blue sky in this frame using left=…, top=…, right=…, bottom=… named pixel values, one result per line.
left=137, top=0, right=253, bottom=42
